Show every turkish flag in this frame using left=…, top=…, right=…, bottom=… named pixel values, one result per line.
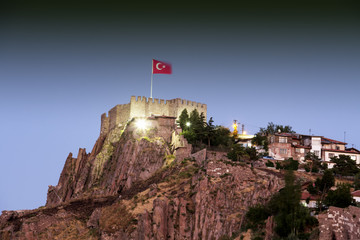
left=152, top=59, right=172, bottom=74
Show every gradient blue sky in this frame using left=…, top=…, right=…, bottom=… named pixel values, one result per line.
left=1, top=1, right=360, bottom=212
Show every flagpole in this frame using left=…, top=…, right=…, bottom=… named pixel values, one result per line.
left=150, top=60, right=153, bottom=98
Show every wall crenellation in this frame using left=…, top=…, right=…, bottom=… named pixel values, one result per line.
left=100, top=96, right=207, bottom=136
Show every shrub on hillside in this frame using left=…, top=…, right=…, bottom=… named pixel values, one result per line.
left=266, top=160, right=274, bottom=168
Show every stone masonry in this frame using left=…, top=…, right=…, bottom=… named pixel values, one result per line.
left=100, top=96, right=207, bottom=136
left=318, top=206, right=360, bottom=240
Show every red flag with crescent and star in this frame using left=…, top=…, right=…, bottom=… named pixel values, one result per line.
left=152, top=59, right=172, bottom=74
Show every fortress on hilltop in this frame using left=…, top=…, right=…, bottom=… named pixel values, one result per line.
left=100, top=96, right=207, bottom=136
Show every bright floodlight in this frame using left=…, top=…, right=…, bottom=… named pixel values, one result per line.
left=186, top=122, right=191, bottom=127
left=135, top=118, right=148, bottom=130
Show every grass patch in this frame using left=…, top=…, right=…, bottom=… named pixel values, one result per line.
left=100, top=202, right=135, bottom=234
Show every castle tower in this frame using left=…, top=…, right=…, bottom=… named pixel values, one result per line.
left=100, top=96, right=207, bottom=136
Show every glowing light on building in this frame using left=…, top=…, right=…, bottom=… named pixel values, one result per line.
left=135, top=118, right=148, bottom=130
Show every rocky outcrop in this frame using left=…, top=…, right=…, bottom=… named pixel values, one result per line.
left=0, top=115, right=285, bottom=239
left=47, top=117, right=178, bottom=206
left=0, top=152, right=283, bottom=239
left=90, top=158, right=283, bottom=240
left=318, top=206, right=360, bottom=240
left=264, top=216, right=274, bottom=240
left=0, top=196, right=116, bottom=240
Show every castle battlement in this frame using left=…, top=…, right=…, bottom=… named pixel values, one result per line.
left=100, top=96, right=207, bottom=136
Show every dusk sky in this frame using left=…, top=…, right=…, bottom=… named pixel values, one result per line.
left=1, top=1, right=360, bottom=212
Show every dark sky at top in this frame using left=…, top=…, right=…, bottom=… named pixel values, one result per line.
left=1, top=0, right=359, bottom=211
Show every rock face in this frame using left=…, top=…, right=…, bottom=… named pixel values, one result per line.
left=47, top=116, right=178, bottom=206
left=0, top=115, right=284, bottom=239
left=318, top=206, right=360, bottom=240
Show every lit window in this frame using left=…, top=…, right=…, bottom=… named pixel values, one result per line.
left=279, top=137, right=287, bottom=143
left=351, top=155, right=356, bottom=160
left=280, top=149, right=287, bottom=154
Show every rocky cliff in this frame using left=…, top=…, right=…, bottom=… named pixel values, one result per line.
left=0, top=115, right=283, bottom=240
left=46, top=116, right=181, bottom=206
left=318, top=206, right=360, bottom=240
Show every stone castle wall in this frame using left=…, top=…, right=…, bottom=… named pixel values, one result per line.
left=100, top=96, right=207, bottom=136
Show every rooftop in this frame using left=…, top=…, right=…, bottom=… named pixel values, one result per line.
left=352, top=190, right=360, bottom=197
left=322, top=137, right=347, bottom=145
left=322, top=148, right=360, bottom=154
left=301, top=191, right=320, bottom=201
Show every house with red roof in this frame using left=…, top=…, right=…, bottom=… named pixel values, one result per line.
left=300, top=191, right=320, bottom=208
left=268, top=133, right=322, bottom=162
left=267, top=133, right=360, bottom=164
left=268, top=133, right=313, bottom=161
left=352, top=190, right=360, bottom=203
left=322, top=138, right=360, bottom=164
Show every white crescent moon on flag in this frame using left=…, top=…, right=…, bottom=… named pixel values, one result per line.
left=156, top=63, right=165, bottom=70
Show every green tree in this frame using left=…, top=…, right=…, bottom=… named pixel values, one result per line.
left=180, top=109, right=205, bottom=147
left=331, top=155, right=359, bottom=176
left=177, top=109, right=190, bottom=130
left=275, top=162, right=283, bottom=170
left=182, top=130, right=196, bottom=145
left=268, top=170, right=317, bottom=238
left=211, top=126, right=233, bottom=148
left=305, top=152, right=320, bottom=161
left=179, top=109, right=234, bottom=150
left=227, top=144, right=248, bottom=162
left=282, top=158, right=299, bottom=170
left=322, top=162, right=328, bottom=170
left=245, top=204, right=271, bottom=230
left=246, top=147, right=258, bottom=161
left=259, top=122, right=295, bottom=135
left=245, top=171, right=318, bottom=239
left=319, top=170, right=335, bottom=193
left=266, top=160, right=274, bottom=167
left=203, top=117, right=215, bottom=147
left=227, top=145, right=258, bottom=162
left=307, top=170, right=335, bottom=194
left=306, top=170, right=335, bottom=210
left=251, top=133, right=268, bottom=152
left=259, top=122, right=277, bottom=135
left=305, top=152, right=325, bottom=172
left=324, top=184, right=353, bottom=208
left=354, top=173, right=360, bottom=190
left=189, top=109, right=201, bottom=126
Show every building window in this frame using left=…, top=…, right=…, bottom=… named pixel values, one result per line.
left=295, top=148, right=304, bottom=153
left=351, top=155, right=356, bottom=161
left=280, top=149, right=287, bottom=154
left=314, top=150, right=320, bottom=157
left=336, top=146, right=340, bottom=150
left=279, top=137, right=287, bottom=143
left=270, top=136, right=275, bottom=143
left=328, top=153, right=335, bottom=158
